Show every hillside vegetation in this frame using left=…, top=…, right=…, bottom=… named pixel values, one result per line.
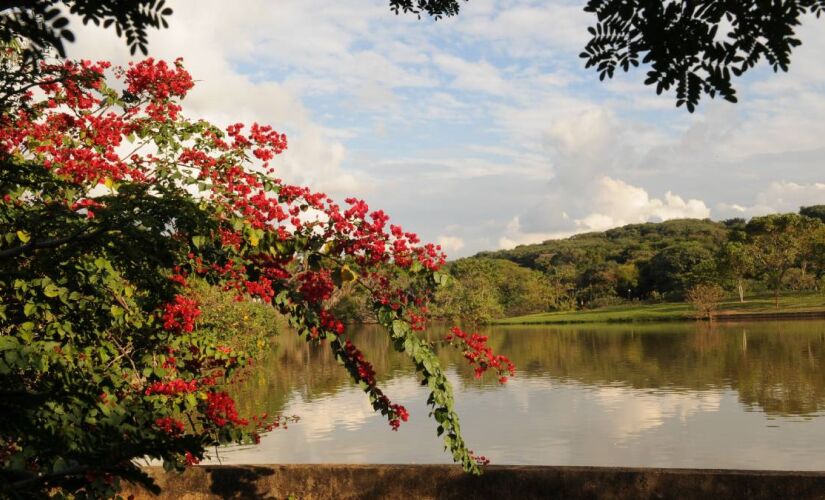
left=426, top=206, right=825, bottom=324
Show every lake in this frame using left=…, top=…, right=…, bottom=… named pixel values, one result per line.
left=216, top=320, right=825, bottom=470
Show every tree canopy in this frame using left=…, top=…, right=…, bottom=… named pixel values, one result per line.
left=0, top=0, right=173, bottom=60
left=457, top=212, right=825, bottom=318
left=392, top=0, right=825, bottom=111
left=581, top=0, right=824, bottom=111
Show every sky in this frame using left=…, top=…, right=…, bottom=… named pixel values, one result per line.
left=66, top=0, right=825, bottom=257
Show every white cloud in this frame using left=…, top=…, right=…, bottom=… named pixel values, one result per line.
left=456, top=1, right=591, bottom=58
left=576, top=177, right=711, bottom=232
left=716, top=181, right=825, bottom=219
left=499, top=177, right=710, bottom=248
left=590, top=386, right=721, bottom=443
left=433, top=54, right=508, bottom=94
left=57, top=0, right=825, bottom=257
left=498, top=216, right=574, bottom=250
left=437, top=235, right=465, bottom=253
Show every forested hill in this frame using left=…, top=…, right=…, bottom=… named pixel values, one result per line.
left=421, top=208, right=825, bottom=323
left=476, top=218, right=729, bottom=271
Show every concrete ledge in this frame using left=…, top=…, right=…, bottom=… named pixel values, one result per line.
left=122, top=464, right=825, bottom=499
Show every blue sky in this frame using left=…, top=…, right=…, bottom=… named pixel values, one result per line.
left=68, top=0, right=825, bottom=257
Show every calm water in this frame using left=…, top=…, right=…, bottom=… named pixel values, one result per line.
left=215, top=320, right=825, bottom=470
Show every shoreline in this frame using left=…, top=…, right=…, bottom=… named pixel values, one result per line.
left=494, top=295, right=825, bottom=325
left=496, top=310, right=825, bottom=325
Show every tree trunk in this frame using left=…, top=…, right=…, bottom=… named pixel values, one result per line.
left=737, top=279, right=744, bottom=303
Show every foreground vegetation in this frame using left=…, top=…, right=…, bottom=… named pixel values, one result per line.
left=496, top=291, right=825, bottom=325
left=0, top=48, right=510, bottom=499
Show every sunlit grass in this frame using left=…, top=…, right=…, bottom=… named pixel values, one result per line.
left=496, top=291, right=825, bottom=325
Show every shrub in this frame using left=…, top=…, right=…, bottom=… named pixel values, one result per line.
left=0, top=57, right=512, bottom=497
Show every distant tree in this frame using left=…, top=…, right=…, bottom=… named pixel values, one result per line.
left=433, top=258, right=554, bottom=321
left=717, top=241, right=754, bottom=303
left=614, top=263, right=639, bottom=299
left=432, top=271, right=503, bottom=324
left=782, top=267, right=818, bottom=291
left=807, top=225, right=825, bottom=286
left=540, top=261, right=578, bottom=311
left=722, top=218, right=748, bottom=232
left=576, top=263, right=619, bottom=307
left=800, top=205, right=825, bottom=223
left=639, top=242, right=714, bottom=299
left=747, top=214, right=818, bottom=307
left=686, top=283, right=726, bottom=321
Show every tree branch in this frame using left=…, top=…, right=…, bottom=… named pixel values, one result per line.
left=0, top=225, right=109, bottom=259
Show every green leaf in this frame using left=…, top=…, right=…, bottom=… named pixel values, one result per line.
left=43, top=284, right=61, bottom=298
left=110, top=305, right=124, bottom=318
left=52, top=457, right=69, bottom=474
left=16, top=230, right=30, bottom=243
left=433, top=271, right=449, bottom=286
left=391, top=320, right=410, bottom=339
left=23, top=302, right=36, bottom=317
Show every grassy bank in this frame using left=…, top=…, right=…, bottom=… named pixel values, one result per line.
left=495, top=292, right=825, bottom=325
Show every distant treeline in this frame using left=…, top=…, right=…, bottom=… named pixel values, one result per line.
left=422, top=205, right=825, bottom=323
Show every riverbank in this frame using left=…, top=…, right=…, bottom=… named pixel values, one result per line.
left=122, top=464, right=825, bottom=499
left=496, top=292, right=825, bottom=325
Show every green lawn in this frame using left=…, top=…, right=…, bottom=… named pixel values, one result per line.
left=495, top=291, right=825, bottom=325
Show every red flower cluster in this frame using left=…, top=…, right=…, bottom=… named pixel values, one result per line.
left=124, top=58, right=193, bottom=101
left=39, top=60, right=112, bottom=109
left=342, top=339, right=376, bottom=384
left=204, top=391, right=248, bottom=427
left=162, top=356, right=177, bottom=370
left=162, top=295, right=201, bottom=333
left=243, top=276, right=275, bottom=303
left=144, top=378, right=198, bottom=396
left=469, top=450, right=490, bottom=466
left=155, top=417, right=185, bottom=435
left=445, top=327, right=515, bottom=383
left=388, top=403, right=409, bottom=431
left=184, top=451, right=200, bottom=466
left=298, top=270, right=334, bottom=304
left=320, top=310, right=345, bottom=335
left=70, top=198, right=106, bottom=219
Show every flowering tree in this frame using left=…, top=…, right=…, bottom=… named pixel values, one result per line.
left=0, top=53, right=513, bottom=497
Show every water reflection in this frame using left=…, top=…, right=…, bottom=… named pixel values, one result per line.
left=219, top=320, right=825, bottom=469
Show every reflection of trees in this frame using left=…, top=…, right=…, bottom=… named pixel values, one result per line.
left=232, top=321, right=825, bottom=420
left=496, top=321, right=825, bottom=416
left=230, top=325, right=494, bottom=419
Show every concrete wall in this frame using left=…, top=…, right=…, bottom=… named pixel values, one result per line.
left=122, top=465, right=825, bottom=499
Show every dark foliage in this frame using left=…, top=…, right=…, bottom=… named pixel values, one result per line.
left=389, top=0, right=465, bottom=18
left=580, top=0, right=825, bottom=111
left=0, top=0, right=173, bottom=60
left=800, top=204, right=825, bottom=223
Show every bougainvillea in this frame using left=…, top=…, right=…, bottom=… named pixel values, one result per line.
left=0, top=53, right=514, bottom=497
